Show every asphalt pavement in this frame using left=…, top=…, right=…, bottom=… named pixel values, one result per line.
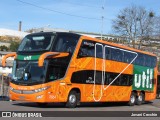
left=0, top=99, right=159, bottom=120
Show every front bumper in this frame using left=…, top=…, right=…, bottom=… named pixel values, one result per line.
left=9, top=84, right=60, bottom=103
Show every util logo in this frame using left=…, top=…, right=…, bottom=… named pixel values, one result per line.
left=24, top=56, right=32, bottom=60
left=134, top=69, right=153, bottom=89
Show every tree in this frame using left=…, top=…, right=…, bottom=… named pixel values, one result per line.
left=9, top=42, right=20, bottom=52
left=0, top=45, right=9, bottom=51
left=154, top=16, right=160, bottom=38
left=112, top=5, right=155, bottom=49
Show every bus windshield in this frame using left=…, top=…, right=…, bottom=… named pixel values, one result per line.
left=11, top=60, right=48, bottom=85
left=18, top=33, right=55, bottom=52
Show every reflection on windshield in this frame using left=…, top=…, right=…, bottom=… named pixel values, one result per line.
left=12, top=61, right=47, bottom=85
left=18, top=34, right=55, bottom=52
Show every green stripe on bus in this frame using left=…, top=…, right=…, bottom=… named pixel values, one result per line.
left=132, top=65, right=154, bottom=91
left=17, top=55, right=40, bottom=60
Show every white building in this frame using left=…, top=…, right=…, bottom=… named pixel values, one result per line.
left=0, top=28, right=28, bottom=38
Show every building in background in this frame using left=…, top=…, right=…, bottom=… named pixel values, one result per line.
left=0, top=28, right=28, bottom=39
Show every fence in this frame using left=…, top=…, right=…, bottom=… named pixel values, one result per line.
left=0, top=74, right=10, bottom=100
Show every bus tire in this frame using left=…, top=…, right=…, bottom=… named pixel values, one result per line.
left=66, top=90, right=78, bottom=108
left=136, top=92, right=145, bottom=105
left=128, top=92, right=136, bottom=106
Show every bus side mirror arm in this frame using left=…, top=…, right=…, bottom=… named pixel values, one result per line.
left=38, top=52, right=69, bottom=67
left=2, top=52, right=17, bottom=67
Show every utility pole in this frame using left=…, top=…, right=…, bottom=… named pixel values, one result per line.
left=101, top=0, right=105, bottom=40
left=19, top=21, right=22, bottom=31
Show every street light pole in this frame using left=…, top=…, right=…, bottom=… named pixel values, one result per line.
left=101, top=0, right=105, bottom=40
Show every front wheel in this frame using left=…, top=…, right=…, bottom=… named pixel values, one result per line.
left=128, top=92, right=136, bottom=106
left=66, top=91, right=78, bottom=108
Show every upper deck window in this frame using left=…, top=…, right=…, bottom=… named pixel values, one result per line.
left=18, top=34, right=55, bottom=52
left=51, top=34, right=79, bottom=53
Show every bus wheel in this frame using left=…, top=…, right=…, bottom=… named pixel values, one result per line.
left=136, top=92, right=145, bottom=105
left=128, top=92, right=136, bottom=106
left=66, top=91, right=78, bottom=108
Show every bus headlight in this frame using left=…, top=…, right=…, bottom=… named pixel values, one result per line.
left=34, top=86, right=50, bottom=93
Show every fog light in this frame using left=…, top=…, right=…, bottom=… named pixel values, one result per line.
left=36, top=95, right=43, bottom=99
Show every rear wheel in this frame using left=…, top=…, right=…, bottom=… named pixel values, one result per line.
left=136, top=92, right=145, bottom=105
left=128, top=92, right=136, bottom=106
left=66, top=91, right=79, bottom=108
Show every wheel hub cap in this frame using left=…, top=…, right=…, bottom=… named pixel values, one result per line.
left=69, top=95, right=76, bottom=104
left=131, top=95, right=135, bottom=103
left=138, top=95, right=142, bottom=101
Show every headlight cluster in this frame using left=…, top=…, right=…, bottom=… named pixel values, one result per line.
left=34, top=86, right=50, bottom=93
left=10, top=86, right=50, bottom=94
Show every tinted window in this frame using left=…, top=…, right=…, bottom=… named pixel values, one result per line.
left=151, top=56, right=157, bottom=67
left=124, top=51, right=137, bottom=63
left=111, top=73, right=120, bottom=85
left=105, top=73, right=119, bottom=85
left=77, top=40, right=157, bottom=68
left=105, top=47, right=111, bottom=59
left=137, top=54, right=145, bottom=66
left=120, top=75, right=129, bottom=86
left=18, top=34, right=55, bottom=52
left=95, top=71, right=102, bottom=84
left=133, top=53, right=156, bottom=67
left=111, top=49, right=124, bottom=62
left=46, top=58, right=69, bottom=82
left=71, top=70, right=133, bottom=86
left=52, top=34, right=79, bottom=53
left=78, top=40, right=95, bottom=58
left=104, top=73, right=133, bottom=86
left=96, top=44, right=103, bottom=58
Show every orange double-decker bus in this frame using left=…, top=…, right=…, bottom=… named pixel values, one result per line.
left=2, top=32, right=158, bottom=108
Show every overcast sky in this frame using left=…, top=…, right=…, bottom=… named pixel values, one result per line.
left=0, top=0, right=160, bottom=34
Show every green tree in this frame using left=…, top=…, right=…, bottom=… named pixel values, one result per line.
left=9, top=42, right=20, bottom=52
left=0, top=45, right=9, bottom=51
